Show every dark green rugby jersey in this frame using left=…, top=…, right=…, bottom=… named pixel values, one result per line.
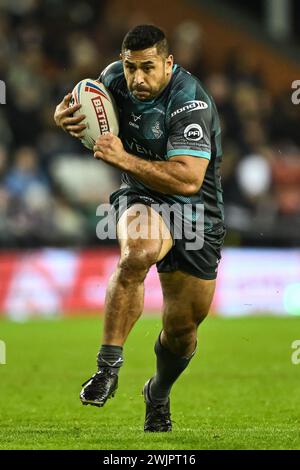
left=99, top=61, right=224, bottom=231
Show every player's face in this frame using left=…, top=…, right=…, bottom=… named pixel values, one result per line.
left=121, top=47, right=173, bottom=101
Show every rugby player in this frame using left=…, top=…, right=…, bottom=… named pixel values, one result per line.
left=54, top=24, right=225, bottom=432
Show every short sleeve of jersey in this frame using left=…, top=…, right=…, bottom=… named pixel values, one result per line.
left=166, top=79, right=212, bottom=160
left=98, top=61, right=124, bottom=94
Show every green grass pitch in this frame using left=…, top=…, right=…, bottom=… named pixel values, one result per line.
left=0, top=315, right=299, bottom=450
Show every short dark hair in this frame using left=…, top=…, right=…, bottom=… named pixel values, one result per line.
left=122, top=24, right=169, bottom=57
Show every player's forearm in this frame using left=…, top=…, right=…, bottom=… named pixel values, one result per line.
left=116, top=151, right=199, bottom=196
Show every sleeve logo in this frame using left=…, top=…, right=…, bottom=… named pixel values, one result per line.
left=184, top=124, right=203, bottom=141
left=171, top=100, right=208, bottom=118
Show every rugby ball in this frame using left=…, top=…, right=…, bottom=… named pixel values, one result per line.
left=70, top=78, right=119, bottom=150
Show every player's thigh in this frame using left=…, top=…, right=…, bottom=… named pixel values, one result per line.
left=159, top=271, right=216, bottom=328
left=117, top=204, right=173, bottom=262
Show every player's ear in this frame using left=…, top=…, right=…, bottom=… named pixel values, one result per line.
left=166, top=54, right=173, bottom=74
left=119, top=53, right=123, bottom=60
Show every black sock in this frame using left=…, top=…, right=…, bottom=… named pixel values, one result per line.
left=149, top=333, right=196, bottom=405
left=97, top=345, right=124, bottom=374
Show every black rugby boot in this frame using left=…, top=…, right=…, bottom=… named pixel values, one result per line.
left=143, top=379, right=172, bottom=432
left=80, top=369, right=118, bottom=407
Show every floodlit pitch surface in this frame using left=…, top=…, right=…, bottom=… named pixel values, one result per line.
left=0, top=316, right=299, bottom=450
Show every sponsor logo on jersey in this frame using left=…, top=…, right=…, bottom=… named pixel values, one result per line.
left=131, top=113, right=142, bottom=122
left=184, top=124, right=203, bottom=141
left=129, top=113, right=142, bottom=129
left=92, top=97, right=110, bottom=134
left=171, top=100, right=208, bottom=118
left=151, top=121, right=163, bottom=139
left=129, top=121, right=139, bottom=129
left=125, top=138, right=163, bottom=160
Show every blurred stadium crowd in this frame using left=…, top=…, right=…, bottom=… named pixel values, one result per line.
left=1, top=0, right=300, bottom=248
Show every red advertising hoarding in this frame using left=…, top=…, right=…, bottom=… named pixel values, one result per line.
left=0, top=248, right=300, bottom=319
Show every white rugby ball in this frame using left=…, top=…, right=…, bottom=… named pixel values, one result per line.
left=70, top=78, right=119, bottom=150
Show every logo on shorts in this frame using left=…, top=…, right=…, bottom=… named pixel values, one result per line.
left=184, top=124, right=203, bottom=141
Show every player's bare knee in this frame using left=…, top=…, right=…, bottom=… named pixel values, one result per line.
left=118, top=244, right=160, bottom=284
left=164, top=324, right=197, bottom=356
